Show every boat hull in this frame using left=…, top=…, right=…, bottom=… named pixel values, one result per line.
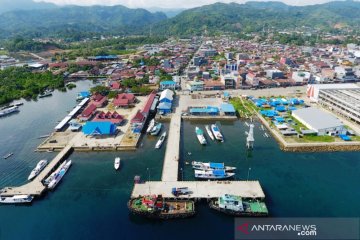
left=209, top=200, right=268, bottom=217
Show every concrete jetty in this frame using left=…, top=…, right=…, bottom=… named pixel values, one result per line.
left=131, top=181, right=265, bottom=199
left=0, top=144, right=73, bottom=196
left=161, top=112, right=181, bottom=182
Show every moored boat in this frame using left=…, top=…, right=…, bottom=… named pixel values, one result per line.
left=150, top=123, right=162, bottom=136
left=43, top=161, right=67, bottom=186
left=47, top=160, right=72, bottom=189
left=191, top=161, right=236, bottom=171
left=0, top=106, right=19, bottom=117
left=39, top=90, right=52, bottom=98
left=195, top=127, right=207, bottom=145
left=114, top=157, right=121, bottom=170
left=155, top=131, right=167, bottom=149
left=28, top=159, right=48, bottom=181
left=205, top=125, right=215, bottom=141
left=128, top=195, right=195, bottom=219
left=211, top=124, right=224, bottom=142
left=146, top=119, right=155, bottom=133
left=194, top=169, right=235, bottom=179
left=0, top=195, right=34, bottom=204
left=209, top=194, right=268, bottom=216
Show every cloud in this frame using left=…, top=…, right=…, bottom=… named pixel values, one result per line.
left=34, top=0, right=335, bottom=9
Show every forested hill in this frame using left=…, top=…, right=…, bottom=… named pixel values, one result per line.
left=151, top=1, right=360, bottom=36
left=0, top=5, right=167, bottom=39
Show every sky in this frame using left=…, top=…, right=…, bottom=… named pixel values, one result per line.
left=33, top=0, right=338, bottom=9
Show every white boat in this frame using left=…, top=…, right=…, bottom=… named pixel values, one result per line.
left=146, top=119, right=155, bottom=133
left=0, top=106, right=19, bottom=117
left=3, top=152, right=13, bottom=159
left=150, top=123, right=162, bottom=136
left=47, top=160, right=72, bottom=189
left=155, top=131, right=167, bottom=149
left=194, top=169, right=235, bottom=179
left=114, top=157, right=121, bottom=170
left=211, top=124, right=224, bottom=142
left=39, top=90, right=52, bottom=98
left=0, top=195, right=34, bottom=204
left=195, top=127, right=207, bottom=145
left=205, top=125, right=215, bottom=141
left=43, top=161, right=67, bottom=186
left=28, top=159, right=48, bottom=181
left=191, top=161, right=236, bottom=171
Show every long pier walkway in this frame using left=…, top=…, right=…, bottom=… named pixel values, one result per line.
left=132, top=181, right=265, bottom=199
left=161, top=112, right=181, bottom=181
left=0, top=144, right=73, bottom=196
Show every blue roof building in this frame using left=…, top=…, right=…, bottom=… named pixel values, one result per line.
left=190, top=106, right=219, bottom=116
left=220, top=103, right=236, bottom=116
left=82, top=121, right=117, bottom=136
left=160, top=80, right=176, bottom=90
left=158, top=102, right=172, bottom=115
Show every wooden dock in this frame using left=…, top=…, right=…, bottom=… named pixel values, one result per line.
left=161, top=112, right=181, bottom=182
left=0, top=144, right=73, bottom=197
left=131, top=181, right=265, bottom=199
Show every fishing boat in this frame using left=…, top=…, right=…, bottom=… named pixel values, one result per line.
left=155, top=131, right=167, bottom=149
left=205, top=125, right=215, bottom=140
left=209, top=194, right=268, bottom=216
left=194, top=169, right=235, bottom=179
left=195, top=127, right=207, bottom=145
left=114, top=157, right=121, bottom=170
left=146, top=119, right=155, bottom=133
left=38, top=134, right=50, bottom=139
left=191, top=161, right=236, bottom=171
left=43, top=161, right=67, bottom=186
left=128, top=195, right=195, bottom=219
left=47, top=160, right=72, bottom=190
left=39, top=90, right=52, bottom=98
left=150, top=123, right=162, bottom=136
left=0, top=106, right=19, bottom=117
left=3, top=152, right=13, bottom=159
left=13, top=102, right=24, bottom=106
left=0, top=195, right=34, bottom=204
left=211, top=124, right=224, bottom=142
left=28, top=159, right=48, bottom=181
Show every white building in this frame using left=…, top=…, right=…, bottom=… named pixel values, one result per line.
left=292, top=107, right=346, bottom=136
left=292, top=71, right=312, bottom=85
left=306, top=83, right=359, bottom=102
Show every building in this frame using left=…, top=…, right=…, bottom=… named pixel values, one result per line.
left=159, top=89, right=174, bottom=103
left=220, top=103, right=236, bottom=116
left=113, top=93, right=136, bottom=108
left=82, top=121, right=117, bottom=136
left=79, top=104, right=97, bottom=121
left=93, top=111, right=125, bottom=125
left=91, top=94, right=108, bottom=108
left=160, top=80, right=177, bottom=90
left=292, top=72, right=312, bottom=85
left=266, top=70, right=284, bottom=80
left=246, top=72, right=259, bottom=87
left=158, top=102, right=172, bottom=115
left=186, top=80, right=204, bottom=91
left=334, top=66, right=358, bottom=82
left=220, top=74, right=236, bottom=89
left=292, top=107, right=346, bottom=136
left=189, top=106, right=219, bottom=116
left=306, top=84, right=359, bottom=102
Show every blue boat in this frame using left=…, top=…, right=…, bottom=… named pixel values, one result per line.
left=191, top=161, right=236, bottom=171
left=150, top=123, right=162, bottom=136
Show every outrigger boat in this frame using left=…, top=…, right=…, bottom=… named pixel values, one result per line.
left=155, top=131, right=167, bottom=149
left=211, top=124, right=224, bottom=142
left=205, top=125, right=214, bottom=140
left=194, top=169, right=235, bottom=179
left=191, top=161, right=236, bottom=171
left=128, top=195, right=195, bottom=219
left=195, top=127, right=207, bottom=145
left=209, top=194, right=268, bottom=217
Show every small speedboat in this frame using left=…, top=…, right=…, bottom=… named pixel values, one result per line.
left=150, top=123, right=162, bottom=136
left=155, top=131, right=167, bottom=149
left=3, top=153, right=13, bottom=159
left=211, top=124, right=224, bottom=142
left=205, top=125, right=215, bottom=141
left=146, top=119, right=155, bottom=133
left=114, top=157, right=121, bottom=170
left=195, top=127, right=207, bottom=145
left=191, top=161, right=236, bottom=171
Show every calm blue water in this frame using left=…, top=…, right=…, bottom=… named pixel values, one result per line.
left=0, top=82, right=359, bottom=240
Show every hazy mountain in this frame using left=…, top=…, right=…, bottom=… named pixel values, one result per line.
left=0, top=0, right=57, bottom=14
left=146, top=7, right=186, bottom=17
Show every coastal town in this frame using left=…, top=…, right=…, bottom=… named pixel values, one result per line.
left=1, top=34, right=360, bottom=218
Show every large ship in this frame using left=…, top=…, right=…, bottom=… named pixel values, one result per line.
left=194, top=169, right=235, bottom=179
left=209, top=194, right=268, bottom=217
left=195, top=127, right=207, bottom=145
left=211, top=124, right=224, bottom=142
left=128, top=195, right=195, bottom=219
left=0, top=195, right=34, bottom=204
left=47, top=160, right=72, bottom=190
left=0, top=106, right=19, bottom=117
left=155, top=131, right=167, bottom=149
left=191, top=161, right=236, bottom=171
left=28, top=159, right=48, bottom=181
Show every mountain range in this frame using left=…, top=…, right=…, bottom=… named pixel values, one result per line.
left=1, top=1, right=360, bottom=39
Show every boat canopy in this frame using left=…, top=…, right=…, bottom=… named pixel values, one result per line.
left=213, top=169, right=225, bottom=176
left=209, top=162, right=224, bottom=169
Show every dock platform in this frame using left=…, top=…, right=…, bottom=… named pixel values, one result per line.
left=131, top=181, right=265, bottom=199
left=161, top=112, right=181, bottom=181
left=0, top=144, right=73, bottom=197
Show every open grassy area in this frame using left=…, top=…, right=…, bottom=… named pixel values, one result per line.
left=351, top=136, right=360, bottom=141
left=230, top=97, right=253, bottom=118
left=0, top=50, right=8, bottom=55
left=302, top=135, right=335, bottom=142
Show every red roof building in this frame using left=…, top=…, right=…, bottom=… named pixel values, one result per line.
left=93, top=111, right=124, bottom=125
left=131, top=110, right=145, bottom=124
left=79, top=104, right=97, bottom=121
left=113, top=93, right=136, bottom=108
left=91, top=94, right=108, bottom=108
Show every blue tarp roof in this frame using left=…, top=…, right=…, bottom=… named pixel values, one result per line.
left=220, top=103, right=236, bottom=113
left=79, top=91, right=90, bottom=97
left=94, top=55, right=118, bottom=60
left=213, top=169, right=225, bottom=176
left=190, top=106, right=219, bottom=114
left=276, top=105, right=286, bottom=112
left=210, top=162, right=224, bottom=169
left=158, top=102, right=172, bottom=110
left=339, top=135, right=351, bottom=141
left=160, top=81, right=176, bottom=85
left=82, top=121, right=116, bottom=135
